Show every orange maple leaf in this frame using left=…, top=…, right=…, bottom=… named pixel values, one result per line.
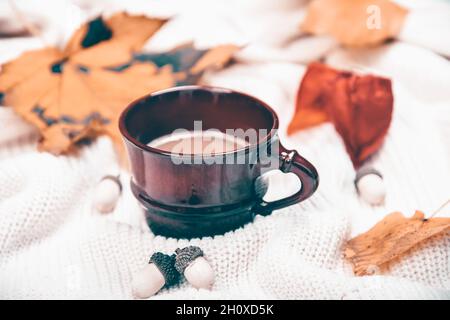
left=0, top=13, right=169, bottom=155
left=0, top=13, right=238, bottom=157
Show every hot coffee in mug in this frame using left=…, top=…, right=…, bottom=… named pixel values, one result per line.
left=148, top=130, right=249, bottom=155
left=119, top=86, right=319, bottom=239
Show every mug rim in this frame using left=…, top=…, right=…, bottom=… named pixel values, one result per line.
left=118, top=85, right=279, bottom=157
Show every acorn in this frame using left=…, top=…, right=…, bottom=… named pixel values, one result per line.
left=355, top=167, right=386, bottom=206
left=132, top=252, right=179, bottom=299
left=175, top=246, right=214, bottom=289
left=93, top=175, right=122, bottom=213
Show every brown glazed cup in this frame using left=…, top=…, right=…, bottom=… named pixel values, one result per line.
left=119, top=86, right=318, bottom=239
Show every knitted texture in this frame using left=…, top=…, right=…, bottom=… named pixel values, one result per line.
left=0, top=84, right=449, bottom=299
left=0, top=0, right=450, bottom=300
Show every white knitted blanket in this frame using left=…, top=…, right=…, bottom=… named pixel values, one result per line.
left=0, top=0, right=449, bottom=300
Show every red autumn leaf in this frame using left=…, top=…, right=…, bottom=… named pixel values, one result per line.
left=288, top=63, right=393, bottom=168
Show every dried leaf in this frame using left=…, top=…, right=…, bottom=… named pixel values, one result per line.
left=64, top=13, right=167, bottom=67
left=190, top=44, right=238, bottom=74
left=132, top=43, right=239, bottom=85
left=0, top=13, right=238, bottom=157
left=288, top=63, right=393, bottom=168
left=287, top=63, right=336, bottom=130
left=302, top=0, right=408, bottom=47
left=345, top=211, right=450, bottom=276
left=0, top=13, right=167, bottom=156
left=38, top=122, right=102, bottom=155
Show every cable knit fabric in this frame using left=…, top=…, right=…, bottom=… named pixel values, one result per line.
left=0, top=0, right=449, bottom=300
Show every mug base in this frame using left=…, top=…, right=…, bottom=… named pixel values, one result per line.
left=131, top=180, right=261, bottom=239
left=144, top=204, right=256, bottom=239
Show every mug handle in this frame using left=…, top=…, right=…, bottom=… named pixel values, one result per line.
left=253, top=144, right=319, bottom=216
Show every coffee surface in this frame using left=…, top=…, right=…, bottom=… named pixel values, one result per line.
left=148, top=131, right=248, bottom=154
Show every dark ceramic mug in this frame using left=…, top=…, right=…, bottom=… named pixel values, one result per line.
left=119, top=86, right=318, bottom=239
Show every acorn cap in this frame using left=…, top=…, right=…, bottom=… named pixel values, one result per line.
left=174, top=246, right=204, bottom=274
left=149, top=252, right=179, bottom=287
left=355, top=167, right=383, bottom=184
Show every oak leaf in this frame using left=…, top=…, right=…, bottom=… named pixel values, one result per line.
left=302, top=0, right=408, bottom=47
left=345, top=210, right=450, bottom=276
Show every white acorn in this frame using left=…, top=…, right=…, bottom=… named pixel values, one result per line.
left=355, top=167, right=386, bottom=206
left=132, top=252, right=179, bottom=299
left=132, top=262, right=165, bottom=299
left=175, top=246, right=214, bottom=289
left=93, top=175, right=121, bottom=213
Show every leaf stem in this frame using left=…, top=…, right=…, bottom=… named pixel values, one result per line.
left=428, top=198, right=450, bottom=219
